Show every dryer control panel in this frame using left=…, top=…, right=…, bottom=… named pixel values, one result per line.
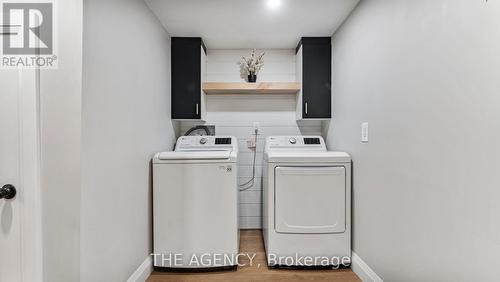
left=265, top=136, right=326, bottom=152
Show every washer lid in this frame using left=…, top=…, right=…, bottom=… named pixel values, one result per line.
left=265, top=151, right=350, bottom=163
left=154, top=151, right=235, bottom=163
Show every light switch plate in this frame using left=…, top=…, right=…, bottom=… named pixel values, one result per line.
left=361, top=122, right=369, bottom=143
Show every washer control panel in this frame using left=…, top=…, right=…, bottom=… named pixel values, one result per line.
left=304, top=137, right=321, bottom=145
left=175, top=136, right=236, bottom=151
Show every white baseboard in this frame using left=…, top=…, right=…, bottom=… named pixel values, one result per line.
left=127, top=255, right=153, bottom=282
left=351, top=252, right=383, bottom=282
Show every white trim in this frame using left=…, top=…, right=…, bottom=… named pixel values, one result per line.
left=127, top=256, right=153, bottom=282
left=351, top=252, right=383, bottom=282
left=18, top=68, right=44, bottom=282
left=17, top=12, right=44, bottom=282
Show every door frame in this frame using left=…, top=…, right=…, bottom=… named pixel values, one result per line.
left=16, top=67, right=44, bottom=282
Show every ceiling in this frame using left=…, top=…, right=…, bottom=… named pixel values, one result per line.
left=144, top=0, right=360, bottom=49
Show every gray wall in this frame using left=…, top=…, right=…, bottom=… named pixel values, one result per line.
left=326, top=0, right=500, bottom=281
left=81, top=0, right=176, bottom=281
left=41, top=0, right=82, bottom=281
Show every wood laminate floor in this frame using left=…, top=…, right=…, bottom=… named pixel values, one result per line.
left=147, top=230, right=361, bottom=282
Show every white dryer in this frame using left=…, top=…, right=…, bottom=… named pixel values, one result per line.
left=153, top=136, right=239, bottom=270
left=262, top=136, right=351, bottom=267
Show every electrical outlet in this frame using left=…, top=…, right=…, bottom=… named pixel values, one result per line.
left=361, top=122, right=369, bottom=143
left=246, top=122, right=260, bottom=149
left=253, top=122, right=260, bottom=132
left=247, top=138, right=257, bottom=149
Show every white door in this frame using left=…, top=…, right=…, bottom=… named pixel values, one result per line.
left=0, top=68, right=42, bottom=282
left=0, top=69, right=22, bottom=282
left=274, top=166, right=346, bottom=234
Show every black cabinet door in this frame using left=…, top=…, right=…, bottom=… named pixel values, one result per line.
left=171, top=38, right=202, bottom=119
left=301, top=38, right=332, bottom=119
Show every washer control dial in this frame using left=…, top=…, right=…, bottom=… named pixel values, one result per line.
left=289, top=137, right=297, bottom=144
left=199, top=137, right=208, bottom=144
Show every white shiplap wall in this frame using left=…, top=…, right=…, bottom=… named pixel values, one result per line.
left=179, top=49, right=322, bottom=229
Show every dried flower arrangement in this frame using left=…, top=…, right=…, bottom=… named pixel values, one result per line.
left=239, top=49, right=265, bottom=82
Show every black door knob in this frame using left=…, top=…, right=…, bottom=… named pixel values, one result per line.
left=0, top=184, right=16, bottom=200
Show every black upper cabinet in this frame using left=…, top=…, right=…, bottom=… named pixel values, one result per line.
left=296, top=37, right=332, bottom=119
left=171, top=37, right=206, bottom=119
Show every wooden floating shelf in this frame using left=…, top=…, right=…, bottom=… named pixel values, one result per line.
left=202, top=82, right=301, bottom=95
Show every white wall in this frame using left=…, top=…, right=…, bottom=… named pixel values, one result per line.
left=326, top=0, right=500, bottom=280
left=40, top=0, right=83, bottom=281
left=81, top=0, right=176, bottom=281
left=180, top=49, right=322, bottom=229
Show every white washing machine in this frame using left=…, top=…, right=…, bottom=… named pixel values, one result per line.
left=152, top=136, right=239, bottom=270
left=262, top=136, right=351, bottom=267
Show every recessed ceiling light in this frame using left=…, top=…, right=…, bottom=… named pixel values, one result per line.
left=266, top=0, right=281, bottom=10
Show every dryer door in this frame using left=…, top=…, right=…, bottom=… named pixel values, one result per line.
left=274, top=166, right=346, bottom=234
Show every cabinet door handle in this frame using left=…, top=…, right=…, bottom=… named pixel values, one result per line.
left=305, top=102, right=308, bottom=115
left=196, top=103, right=199, bottom=115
